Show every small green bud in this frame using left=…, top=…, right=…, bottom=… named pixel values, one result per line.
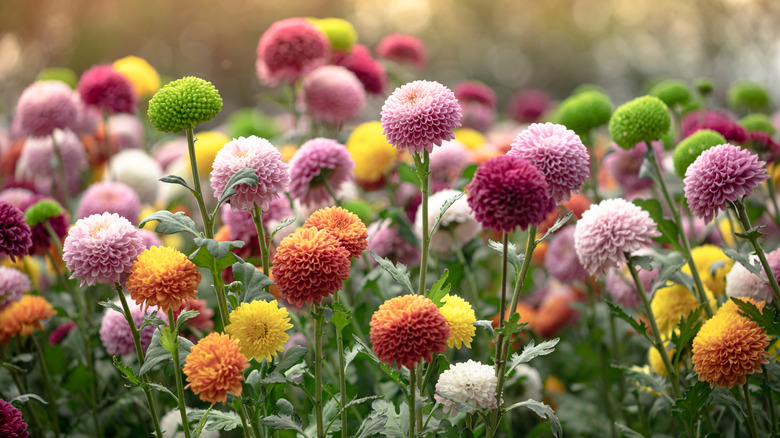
left=648, top=79, right=690, bottom=108
left=672, top=129, right=726, bottom=178
left=609, top=95, right=671, bottom=150
left=24, top=200, right=65, bottom=227
left=311, top=18, right=358, bottom=52
left=147, top=76, right=223, bottom=133
left=739, top=113, right=776, bottom=136
left=694, top=78, right=714, bottom=97
left=727, top=80, right=770, bottom=112
left=556, top=90, right=612, bottom=138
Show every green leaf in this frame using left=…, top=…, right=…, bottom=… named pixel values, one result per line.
left=734, top=225, right=766, bottom=240
left=504, top=399, right=562, bottom=438
left=670, top=305, right=704, bottom=364
left=262, top=414, right=308, bottom=437
left=344, top=344, right=362, bottom=372
left=188, top=409, right=244, bottom=431
left=330, top=302, right=351, bottom=333
left=428, top=269, right=451, bottom=308
left=606, top=301, right=653, bottom=345
left=232, top=262, right=275, bottom=303
left=672, top=380, right=713, bottom=420
left=709, top=387, right=745, bottom=418
left=381, top=400, right=409, bottom=438
left=488, top=239, right=524, bottom=274
left=615, top=422, right=645, bottom=438
left=139, top=210, right=200, bottom=236
left=98, top=300, right=125, bottom=314
left=455, top=164, right=478, bottom=190
left=271, top=217, right=296, bottom=240
left=352, top=335, right=407, bottom=390
left=112, top=356, right=140, bottom=385
left=614, top=365, right=667, bottom=396
left=189, top=244, right=241, bottom=271
left=633, top=199, right=680, bottom=247
left=277, top=398, right=295, bottom=416
left=216, top=167, right=259, bottom=208
left=398, top=162, right=420, bottom=186
left=391, top=212, right=419, bottom=247
left=650, top=251, right=691, bottom=293
left=174, top=309, right=200, bottom=333
left=722, top=247, right=764, bottom=277
left=732, top=298, right=780, bottom=338
left=193, top=237, right=245, bottom=259
left=429, top=192, right=464, bottom=240
left=64, top=364, right=95, bottom=392
left=369, top=251, right=415, bottom=294
left=495, top=313, right=525, bottom=338
left=275, top=345, right=308, bottom=373
left=159, top=175, right=195, bottom=192
left=355, top=414, right=387, bottom=438
left=11, top=393, right=47, bottom=406
left=536, top=212, right=574, bottom=244
left=343, top=395, right=383, bottom=411
left=140, top=329, right=168, bottom=375
left=507, top=339, right=559, bottom=374
left=473, top=320, right=495, bottom=338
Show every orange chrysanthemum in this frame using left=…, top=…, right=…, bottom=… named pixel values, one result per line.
left=692, top=305, right=770, bottom=388
left=0, top=295, right=56, bottom=343
left=183, top=332, right=249, bottom=404
left=126, top=246, right=201, bottom=312
left=303, top=206, right=368, bottom=259
left=271, top=227, right=351, bottom=307
left=369, top=295, right=450, bottom=369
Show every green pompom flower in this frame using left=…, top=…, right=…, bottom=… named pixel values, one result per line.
left=740, top=113, right=777, bottom=136
left=37, top=67, right=78, bottom=89
left=556, top=90, right=612, bottom=138
left=609, top=95, right=671, bottom=150
left=727, top=80, right=769, bottom=112
left=147, top=76, right=223, bottom=133
left=672, top=130, right=726, bottom=178
left=649, top=79, right=690, bottom=108
left=24, top=200, right=65, bottom=227
left=311, top=18, right=358, bottom=51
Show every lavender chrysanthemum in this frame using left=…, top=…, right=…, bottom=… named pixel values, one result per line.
left=367, top=221, right=420, bottom=268
left=0, top=398, right=28, bottom=438
left=0, top=201, right=33, bottom=262
left=100, top=297, right=166, bottom=356
left=76, top=181, right=141, bottom=222
left=62, top=213, right=145, bottom=286
left=210, top=136, right=290, bottom=211
left=381, top=80, right=462, bottom=154
left=14, top=81, right=78, bottom=137
left=16, top=130, right=87, bottom=197
left=288, top=138, right=354, bottom=207
left=605, top=267, right=656, bottom=309
left=508, top=122, right=590, bottom=204
left=684, top=144, right=768, bottom=224
left=466, top=155, right=555, bottom=232
left=544, top=226, right=588, bottom=284
left=0, top=267, right=31, bottom=310
left=429, top=140, right=471, bottom=186
left=574, top=198, right=660, bottom=277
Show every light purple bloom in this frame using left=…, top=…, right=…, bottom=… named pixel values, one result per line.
left=545, top=226, right=588, bottom=284
left=76, top=181, right=140, bottom=222
left=100, top=296, right=166, bottom=356
left=429, top=140, right=471, bottom=186
left=302, top=66, right=365, bottom=125
left=14, top=81, right=78, bottom=137
left=288, top=137, right=354, bottom=207
left=0, top=267, right=32, bottom=310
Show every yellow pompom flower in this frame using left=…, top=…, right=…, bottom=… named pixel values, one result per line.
left=127, top=246, right=201, bottom=312
left=225, top=300, right=293, bottom=363
left=193, top=131, right=230, bottom=177
left=651, top=283, right=716, bottom=335
left=453, top=128, right=487, bottom=151
left=346, top=121, right=399, bottom=184
left=113, top=56, right=160, bottom=98
left=682, top=245, right=733, bottom=296
left=648, top=343, right=677, bottom=377
left=439, top=294, right=476, bottom=349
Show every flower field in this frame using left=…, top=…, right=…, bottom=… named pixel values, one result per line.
left=2, top=12, right=780, bottom=438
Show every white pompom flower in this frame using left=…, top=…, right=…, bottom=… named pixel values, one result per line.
left=434, top=360, right=498, bottom=417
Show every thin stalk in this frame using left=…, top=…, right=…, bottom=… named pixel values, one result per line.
left=313, top=304, right=325, bottom=438
left=31, top=335, right=61, bottom=438
left=733, top=199, right=780, bottom=305
left=251, top=204, right=271, bottom=284
left=49, top=133, right=71, bottom=210
left=449, top=229, right=480, bottom=314
left=763, top=367, right=778, bottom=433
left=586, top=131, right=602, bottom=203
left=742, top=384, right=759, bottom=438
left=409, top=366, right=416, bottom=438
left=324, top=179, right=342, bottom=207
left=608, top=309, right=627, bottom=400
left=168, top=309, right=192, bottom=438
left=414, top=150, right=430, bottom=296
left=495, top=233, right=509, bottom=372
left=249, top=404, right=264, bottom=438
left=586, top=285, right=617, bottom=438
left=336, top=317, right=348, bottom=438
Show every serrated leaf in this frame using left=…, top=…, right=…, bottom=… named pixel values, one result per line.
left=670, top=305, right=704, bottom=365
left=536, top=212, right=573, bottom=244
left=428, top=269, right=451, bottom=308
left=709, top=386, right=744, bottom=418
left=398, top=162, right=420, bottom=186
left=174, top=309, right=200, bottom=333
left=732, top=298, right=780, bottom=338
left=429, top=192, right=464, bottom=240
left=276, top=345, right=308, bottom=372
left=145, top=382, right=178, bottom=401
left=139, top=210, right=199, bottom=236
left=614, top=365, right=667, bottom=396
left=673, top=381, right=713, bottom=420
left=11, top=393, right=47, bottom=405
left=112, top=356, right=140, bottom=384
left=606, top=301, right=653, bottom=345
left=262, top=414, right=308, bottom=437
left=271, top=217, right=296, bottom=240
left=232, top=262, right=275, bottom=303
left=355, top=414, right=387, bottom=438
left=140, top=329, right=167, bottom=375
left=344, top=395, right=382, bottom=411
left=495, top=312, right=524, bottom=338
left=194, top=237, right=245, bottom=259
left=352, top=335, right=406, bottom=390
left=330, top=303, right=351, bottom=333
left=382, top=400, right=409, bottom=438
left=344, top=344, right=362, bottom=372
left=370, top=251, right=415, bottom=294
left=98, top=300, right=125, bottom=314
left=507, top=339, right=559, bottom=375
left=160, top=175, right=194, bottom=192
left=505, top=399, right=562, bottom=438
left=722, top=247, right=764, bottom=277
left=488, top=239, right=524, bottom=274
left=284, top=362, right=307, bottom=380
left=139, top=311, right=167, bottom=331
left=188, top=409, right=243, bottom=431
left=734, top=225, right=766, bottom=240
left=473, top=320, right=495, bottom=338
left=216, top=167, right=259, bottom=208
left=277, top=398, right=295, bottom=416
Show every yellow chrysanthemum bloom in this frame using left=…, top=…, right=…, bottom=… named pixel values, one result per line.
left=346, top=121, right=399, bottom=184
left=0, top=295, right=56, bottom=343
left=453, top=128, right=487, bottom=151
left=225, top=300, right=293, bottom=363
left=193, top=131, right=230, bottom=177
left=682, top=245, right=733, bottom=296
left=648, top=343, right=677, bottom=377
left=279, top=144, right=298, bottom=163
left=126, top=246, right=201, bottom=312
left=439, top=294, right=476, bottom=349
left=651, top=283, right=716, bottom=335
left=113, top=56, right=160, bottom=98
left=717, top=218, right=736, bottom=248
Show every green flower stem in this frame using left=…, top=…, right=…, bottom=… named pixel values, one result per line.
left=313, top=304, right=325, bottom=438
left=448, top=229, right=480, bottom=315
left=248, top=403, right=264, bottom=438
left=49, top=133, right=71, bottom=211
left=413, top=150, right=431, bottom=297
left=251, top=204, right=272, bottom=288
left=494, top=233, right=510, bottom=377
left=324, top=179, right=342, bottom=207
left=646, top=146, right=714, bottom=318
left=31, top=335, right=60, bottom=438
left=585, top=283, right=617, bottom=438
left=765, top=175, right=780, bottom=227
left=763, top=366, right=778, bottom=433
left=742, top=384, right=760, bottom=438
left=167, top=309, right=192, bottom=438
left=408, top=366, right=416, bottom=438
left=733, top=199, right=780, bottom=306
left=336, top=319, right=348, bottom=438
left=115, top=286, right=163, bottom=438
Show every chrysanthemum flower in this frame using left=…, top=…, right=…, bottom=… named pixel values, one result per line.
left=574, top=198, right=660, bottom=277
left=370, top=294, right=450, bottom=369
left=648, top=343, right=677, bottom=377
left=127, top=246, right=201, bottom=312
left=366, top=221, right=420, bottom=268
left=416, top=189, right=481, bottom=252
left=680, top=110, right=747, bottom=144
left=0, top=295, right=56, bottom=344
left=439, top=294, right=476, bottom=349
left=48, top=322, right=76, bottom=346
left=303, top=206, right=367, bottom=259
left=0, top=267, right=31, bottom=311
left=346, top=121, right=398, bottom=186
left=109, top=149, right=163, bottom=206
left=466, top=155, right=556, bottom=233
left=99, top=297, right=166, bottom=356
left=0, top=201, right=34, bottom=262
left=725, top=260, right=773, bottom=303
left=210, top=136, right=290, bottom=211
left=651, top=283, right=716, bottom=335
left=0, top=398, right=28, bottom=438
left=545, top=226, right=588, bottom=284
left=302, top=66, right=365, bottom=125
left=106, top=114, right=145, bottom=151
left=556, top=90, right=612, bottom=137
left=311, top=17, right=357, bottom=51
left=16, top=130, right=87, bottom=197
left=506, top=89, right=553, bottom=124
left=21, top=198, right=69, bottom=255
left=509, top=122, right=590, bottom=203
left=113, top=55, right=160, bottom=98
left=179, top=299, right=214, bottom=332
left=672, top=130, right=727, bottom=178
left=429, top=140, right=471, bottom=186
left=191, top=131, right=230, bottom=177
left=76, top=181, right=141, bottom=222
left=381, top=80, right=462, bottom=154
left=255, top=18, right=330, bottom=86
left=14, top=81, right=78, bottom=137
left=727, top=80, right=769, bottom=112
left=272, top=227, right=351, bottom=307
left=609, top=96, right=671, bottom=150
left=225, top=300, right=292, bottom=362
left=454, top=81, right=496, bottom=108
left=434, top=360, right=498, bottom=416
left=288, top=138, right=354, bottom=207
left=692, top=305, right=769, bottom=388
left=334, top=45, right=387, bottom=95
left=459, top=101, right=495, bottom=133
left=684, top=144, right=768, bottom=224
left=147, top=77, right=222, bottom=134
left=183, top=332, right=249, bottom=404
left=376, top=33, right=428, bottom=70
left=601, top=140, right=661, bottom=194
left=649, top=79, right=691, bottom=108
left=683, top=245, right=733, bottom=297
left=77, top=65, right=137, bottom=114
left=605, top=266, right=656, bottom=309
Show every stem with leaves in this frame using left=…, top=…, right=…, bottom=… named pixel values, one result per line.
left=167, top=309, right=192, bottom=438
left=413, top=150, right=431, bottom=296
left=31, top=335, right=60, bottom=438
left=313, top=304, right=325, bottom=438
left=251, top=204, right=271, bottom=287
left=731, top=199, right=780, bottom=305
left=742, top=384, right=760, bottom=438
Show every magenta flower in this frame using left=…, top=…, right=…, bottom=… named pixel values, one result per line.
left=602, top=141, right=663, bottom=194
left=255, top=18, right=330, bottom=86
left=14, top=81, right=78, bottom=137
left=466, top=155, right=555, bottom=232
left=0, top=399, right=28, bottom=438
left=48, top=322, right=76, bottom=346
left=62, top=212, right=145, bottom=286
left=100, top=297, right=166, bottom=356
left=334, top=44, right=387, bottom=95
left=302, top=66, right=365, bottom=125
left=574, top=198, right=660, bottom=277
left=381, top=80, right=462, bottom=154
left=210, top=136, right=290, bottom=211
left=288, top=138, right=354, bottom=207
left=367, top=221, right=421, bottom=268
left=684, top=144, right=768, bottom=224
left=454, top=81, right=496, bottom=108
left=544, top=226, right=588, bottom=284
left=376, top=33, right=428, bottom=70
left=508, top=122, right=590, bottom=204
left=0, top=267, right=31, bottom=310
left=0, top=201, right=32, bottom=262
left=505, top=89, right=553, bottom=124
left=680, top=110, right=747, bottom=144
left=76, top=181, right=141, bottom=223
left=77, top=65, right=137, bottom=114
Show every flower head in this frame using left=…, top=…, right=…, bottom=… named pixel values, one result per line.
left=272, top=227, right=351, bottom=307
left=334, top=45, right=387, bottom=95
left=439, top=294, right=476, bottom=349
left=225, top=300, right=293, bottom=362
left=506, top=89, right=553, bottom=124
left=288, top=138, right=354, bottom=207
left=574, top=198, right=660, bottom=277
left=376, top=33, right=427, bottom=70
left=681, top=110, right=747, bottom=144
left=740, top=113, right=776, bottom=136
left=684, top=144, right=768, bottom=223
left=652, top=283, right=716, bottom=335
left=99, top=297, right=166, bottom=356
left=21, top=198, right=69, bottom=255
left=77, top=65, right=137, bottom=114
left=416, top=189, right=481, bottom=252
left=147, top=77, right=222, bottom=133
left=725, top=260, right=773, bottom=303
left=545, top=226, right=588, bottom=284
left=649, top=80, right=691, bottom=107
left=429, top=140, right=471, bottom=186
left=727, top=80, right=769, bottom=112
left=183, top=332, right=249, bottom=404
left=311, top=18, right=357, bottom=51
left=255, top=18, right=330, bottom=86
left=672, top=130, right=727, bottom=178
left=14, top=81, right=78, bottom=137
left=509, top=122, right=590, bottom=203
left=454, top=81, right=496, bottom=108
left=683, top=245, right=733, bottom=297
left=381, top=80, right=462, bottom=154
left=605, top=266, right=655, bottom=309
left=16, top=130, right=87, bottom=197
left=127, top=246, right=201, bottom=312
left=303, top=206, right=368, bottom=259
left=370, top=294, right=450, bottom=369
left=0, top=295, right=56, bottom=344
left=346, top=121, right=398, bottom=186
left=366, top=221, right=420, bottom=268
left=434, top=360, right=498, bottom=416
left=466, top=155, right=556, bottom=232
left=0, top=201, right=33, bottom=262
left=0, top=267, right=31, bottom=311
left=113, top=56, right=160, bottom=98
left=109, top=149, right=163, bottom=205
left=609, top=96, right=671, bottom=150
left=302, top=66, right=365, bottom=125
left=210, top=136, right=290, bottom=211
left=0, top=399, right=28, bottom=438
left=556, top=90, right=612, bottom=136
left=76, top=181, right=141, bottom=222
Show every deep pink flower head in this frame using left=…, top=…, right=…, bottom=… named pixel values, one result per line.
left=0, top=267, right=31, bottom=310
left=334, top=44, right=387, bottom=95
left=0, top=201, right=32, bottom=262
left=288, top=138, right=354, bottom=207
left=602, top=141, right=663, bottom=194
left=508, top=123, right=590, bottom=204
left=14, top=81, right=78, bottom=137
left=684, top=144, right=768, bottom=224
left=544, top=226, right=588, bottom=284
left=210, top=136, right=290, bottom=211
left=367, top=220, right=421, bottom=268
left=302, top=66, right=365, bottom=125
left=460, top=101, right=496, bottom=133
left=376, top=33, right=428, bottom=70
left=454, top=81, right=496, bottom=108
left=746, top=130, right=780, bottom=162
left=62, top=212, right=145, bottom=286
left=0, top=188, right=36, bottom=209
left=466, top=155, right=556, bottom=232
left=429, top=140, right=471, bottom=185
left=48, top=322, right=76, bottom=346
left=765, top=248, right=780, bottom=300
left=100, top=297, right=166, bottom=356
left=177, top=299, right=214, bottom=332
left=77, top=65, right=137, bottom=114
left=381, top=80, right=462, bottom=154
left=506, top=89, right=553, bottom=123
left=76, top=181, right=140, bottom=222
left=605, top=266, right=657, bottom=309
left=256, top=18, right=330, bottom=86
left=680, top=110, right=747, bottom=144
left=574, top=198, right=660, bottom=277
left=0, top=398, right=28, bottom=438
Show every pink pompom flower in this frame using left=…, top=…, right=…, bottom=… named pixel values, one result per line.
left=0, top=267, right=31, bottom=310
left=14, top=81, right=78, bottom=137
left=334, top=44, right=387, bottom=95
left=454, top=81, right=496, bottom=108
left=288, top=138, right=354, bottom=207
left=255, top=18, right=330, bottom=86
left=376, top=33, right=428, bottom=70
left=77, top=65, right=137, bottom=114
left=544, top=226, right=588, bottom=284
left=0, top=201, right=33, bottom=262
left=76, top=181, right=141, bottom=222
left=100, top=297, right=166, bottom=356
left=302, top=66, right=365, bottom=126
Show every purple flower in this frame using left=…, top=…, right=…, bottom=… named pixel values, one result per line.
left=16, top=130, right=87, bottom=198
left=544, top=226, right=588, bottom=284
left=76, top=181, right=140, bottom=223
left=508, top=122, right=590, bottom=204
left=367, top=220, right=421, bottom=268
left=466, top=155, right=555, bottom=232
left=684, top=144, right=768, bottom=224
left=429, top=140, right=471, bottom=186
left=574, top=198, right=660, bottom=277
left=0, top=398, right=28, bottom=438
left=138, top=229, right=163, bottom=249
left=605, top=267, right=656, bottom=309
left=680, top=110, right=747, bottom=144
left=0, top=200, right=33, bottom=262
left=381, top=80, right=462, bottom=154
left=62, top=212, right=145, bottom=286
left=302, top=66, right=365, bottom=126
left=100, top=297, right=166, bottom=356
left=14, top=81, right=78, bottom=137
left=0, top=267, right=31, bottom=310
left=459, top=102, right=496, bottom=133
left=602, top=141, right=663, bottom=194
left=288, top=138, right=354, bottom=207
left=77, top=65, right=137, bottom=114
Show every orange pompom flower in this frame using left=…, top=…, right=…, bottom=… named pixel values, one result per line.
left=369, top=294, right=450, bottom=369
left=303, top=206, right=368, bottom=259
left=126, top=246, right=201, bottom=312
left=183, top=332, right=249, bottom=404
left=0, top=295, right=56, bottom=343
left=271, top=227, right=351, bottom=307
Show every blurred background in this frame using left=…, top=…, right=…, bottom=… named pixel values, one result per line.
left=1, top=0, right=778, bottom=119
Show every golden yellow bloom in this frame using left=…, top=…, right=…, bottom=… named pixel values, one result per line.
left=279, top=144, right=298, bottom=163
left=184, top=332, right=249, bottom=404
left=127, top=246, right=201, bottom=312
left=682, top=245, right=733, bottom=296
left=651, top=283, right=716, bottom=335
left=225, top=300, right=292, bottom=363
left=113, top=56, right=160, bottom=97
left=0, top=295, right=55, bottom=343
left=439, top=294, right=476, bottom=349
left=717, top=218, right=736, bottom=248
left=453, top=128, right=487, bottom=151
left=648, top=343, right=677, bottom=377
left=346, top=121, right=399, bottom=184
left=193, top=131, right=230, bottom=177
